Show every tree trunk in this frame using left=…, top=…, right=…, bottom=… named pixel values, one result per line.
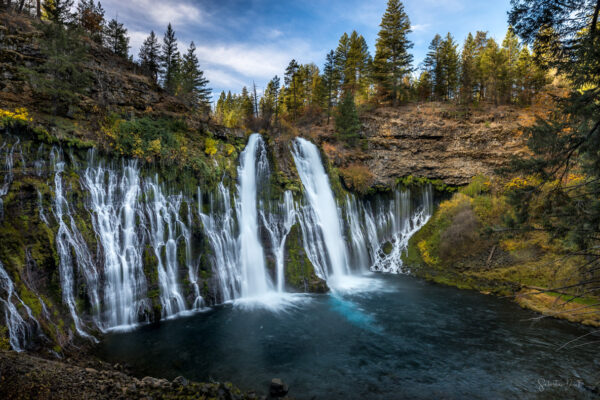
left=592, top=0, right=600, bottom=35
left=36, top=0, right=41, bottom=18
left=17, top=0, right=25, bottom=12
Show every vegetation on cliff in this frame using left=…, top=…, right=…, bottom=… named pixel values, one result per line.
left=404, top=175, right=600, bottom=326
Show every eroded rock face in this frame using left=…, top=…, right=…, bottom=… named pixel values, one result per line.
left=319, top=103, right=533, bottom=187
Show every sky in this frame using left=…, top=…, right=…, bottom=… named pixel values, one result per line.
left=97, top=0, right=513, bottom=101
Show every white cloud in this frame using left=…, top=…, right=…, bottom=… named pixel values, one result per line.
left=195, top=41, right=321, bottom=81
left=102, top=0, right=204, bottom=27
left=411, top=23, right=430, bottom=33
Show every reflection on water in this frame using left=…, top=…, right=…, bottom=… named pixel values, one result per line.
left=98, top=274, right=599, bottom=400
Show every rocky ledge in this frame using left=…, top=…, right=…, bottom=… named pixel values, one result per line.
left=0, top=350, right=272, bottom=400
left=316, top=102, right=540, bottom=187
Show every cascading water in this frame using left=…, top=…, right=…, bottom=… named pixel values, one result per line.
left=83, top=154, right=149, bottom=330
left=145, top=176, right=187, bottom=318
left=51, top=148, right=101, bottom=339
left=0, top=137, right=19, bottom=221
left=346, top=186, right=433, bottom=274
left=198, top=185, right=240, bottom=302
left=0, top=260, right=38, bottom=352
left=292, top=138, right=350, bottom=282
left=237, top=133, right=273, bottom=297
left=1, top=131, right=436, bottom=349
left=261, top=190, right=296, bottom=292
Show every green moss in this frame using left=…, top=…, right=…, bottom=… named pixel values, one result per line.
left=284, top=223, right=327, bottom=292
left=0, top=326, right=10, bottom=350
left=396, top=175, right=457, bottom=193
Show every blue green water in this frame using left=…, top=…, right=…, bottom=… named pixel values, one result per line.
left=98, top=274, right=599, bottom=399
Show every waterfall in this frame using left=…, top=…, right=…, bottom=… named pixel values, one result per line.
left=348, top=186, right=433, bottom=274
left=292, top=138, right=350, bottom=282
left=0, top=137, right=19, bottom=221
left=261, top=191, right=296, bottom=292
left=51, top=149, right=100, bottom=339
left=0, top=260, right=38, bottom=352
left=237, top=133, right=273, bottom=297
left=83, top=154, right=149, bottom=330
left=144, top=176, right=187, bottom=318
left=198, top=185, right=240, bottom=302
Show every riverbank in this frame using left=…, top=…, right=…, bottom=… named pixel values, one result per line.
left=0, top=349, right=265, bottom=400
left=403, top=176, right=600, bottom=327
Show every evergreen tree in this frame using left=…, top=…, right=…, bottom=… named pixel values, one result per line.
left=161, top=23, right=180, bottom=94
left=240, top=86, right=254, bottom=122
left=460, top=33, right=477, bottom=104
left=500, top=26, right=521, bottom=103
left=26, top=23, right=91, bottom=116
left=335, top=32, right=350, bottom=91
left=506, top=0, right=600, bottom=301
left=346, top=31, right=372, bottom=99
left=105, top=18, right=129, bottom=58
left=439, top=33, right=459, bottom=100
left=284, top=59, right=300, bottom=119
left=479, top=38, right=506, bottom=104
left=180, top=42, right=211, bottom=110
left=270, top=75, right=281, bottom=125
left=215, top=91, right=226, bottom=122
left=473, top=31, right=489, bottom=100
left=415, top=71, right=432, bottom=101
left=42, top=0, right=74, bottom=25
left=335, top=93, right=361, bottom=146
left=323, top=50, right=339, bottom=123
left=76, top=0, right=104, bottom=43
left=139, top=31, right=160, bottom=83
left=515, top=46, right=547, bottom=104
left=372, top=0, right=413, bottom=105
left=423, top=34, right=442, bottom=99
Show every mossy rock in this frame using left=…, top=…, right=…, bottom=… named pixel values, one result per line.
left=283, top=223, right=328, bottom=293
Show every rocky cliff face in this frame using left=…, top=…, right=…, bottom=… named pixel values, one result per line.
left=317, top=103, right=534, bottom=187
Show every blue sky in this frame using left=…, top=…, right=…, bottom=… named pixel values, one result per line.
left=98, top=0, right=512, bottom=100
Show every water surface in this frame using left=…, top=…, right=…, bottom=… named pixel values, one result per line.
left=98, top=274, right=599, bottom=399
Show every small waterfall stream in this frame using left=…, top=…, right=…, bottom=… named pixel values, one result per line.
left=0, top=260, right=38, bottom=352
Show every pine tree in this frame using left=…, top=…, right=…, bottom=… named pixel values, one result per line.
left=372, top=0, right=413, bottom=105
left=423, top=34, right=442, bottom=99
left=505, top=0, right=600, bottom=300
left=500, top=26, right=521, bottom=103
left=270, top=75, right=281, bottom=125
left=240, top=86, right=254, bottom=122
left=139, top=31, right=160, bottom=83
left=335, top=33, right=350, bottom=91
left=460, top=33, right=477, bottom=104
left=473, top=31, right=489, bottom=101
left=215, top=91, right=226, bottom=122
left=180, top=42, right=211, bottom=110
left=42, top=0, right=74, bottom=25
left=284, top=59, right=300, bottom=120
left=515, top=46, right=547, bottom=104
left=105, top=18, right=129, bottom=58
left=440, top=33, right=459, bottom=100
left=161, top=23, right=180, bottom=94
left=76, top=0, right=104, bottom=43
left=415, top=71, right=432, bottom=101
left=335, top=93, right=361, bottom=146
left=479, top=38, right=506, bottom=104
left=323, top=50, right=339, bottom=123
left=346, top=31, right=372, bottom=99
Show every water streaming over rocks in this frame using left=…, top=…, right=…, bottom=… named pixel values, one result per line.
left=0, top=260, right=39, bottom=352
left=0, top=134, right=432, bottom=349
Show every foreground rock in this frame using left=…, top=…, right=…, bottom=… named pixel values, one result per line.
left=0, top=350, right=263, bottom=400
